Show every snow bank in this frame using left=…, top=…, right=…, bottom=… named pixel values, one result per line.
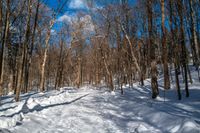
left=0, top=75, right=200, bottom=132
left=0, top=113, right=24, bottom=128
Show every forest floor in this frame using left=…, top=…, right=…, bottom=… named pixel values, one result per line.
left=0, top=69, right=200, bottom=133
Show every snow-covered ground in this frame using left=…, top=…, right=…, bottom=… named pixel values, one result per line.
left=0, top=71, right=200, bottom=132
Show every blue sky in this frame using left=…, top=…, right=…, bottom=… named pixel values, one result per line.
left=45, top=0, right=137, bottom=16
left=45, top=0, right=137, bottom=32
left=45, top=0, right=90, bottom=15
left=45, top=0, right=90, bottom=31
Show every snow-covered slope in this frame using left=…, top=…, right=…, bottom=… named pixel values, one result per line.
left=0, top=79, right=200, bottom=132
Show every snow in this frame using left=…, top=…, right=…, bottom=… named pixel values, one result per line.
left=0, top=72, right=200, bottom=132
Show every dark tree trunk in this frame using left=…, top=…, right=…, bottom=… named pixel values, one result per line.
left=177, top=0, right=189, bottom=97
left=161, top=0, right=170, bottom=90
left=0, top=0, right=10, bottom=98
left=169, top=0, right=181, bottom=100
left=147, top=0, right=159, bottom=99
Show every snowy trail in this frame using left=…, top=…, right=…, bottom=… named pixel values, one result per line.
left=9, top=89, right=159, bottom=133
left=0, top=83, right=200, bottom=133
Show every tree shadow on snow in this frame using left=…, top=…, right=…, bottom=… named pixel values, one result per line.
left=80, top=85, right=200, bottom=132
left=0, top=94, right=89, bottom=118
left=0, top=106, right=17, bottom=112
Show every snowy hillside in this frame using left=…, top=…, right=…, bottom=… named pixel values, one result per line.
left=0, top=78, right=200, bottom=133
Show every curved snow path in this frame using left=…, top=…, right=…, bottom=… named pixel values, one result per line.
left=9, top=89, right=161, bottom=133
left=0, top=85, right=200, bottom=133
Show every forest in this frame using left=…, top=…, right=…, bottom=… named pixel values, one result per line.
left=0, top=0, right=200, bottom=132
left=0, top=0, right=199, bottom=101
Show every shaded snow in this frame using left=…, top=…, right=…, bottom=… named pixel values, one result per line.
left=0, top=72, right=200, bottom=132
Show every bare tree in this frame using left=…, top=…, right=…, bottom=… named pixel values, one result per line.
left=161, top=0, right=170, bottom=90
left=0, top=0, right=10, bottom=99
left=15, top=0, right=32, bottom=101
left=189, top=0, right=200, bottom=80
left=169, top=0, right=181, bottom=100
left=147, top=0, right=159, bottom=98
left=177, top=0, right=189, bottom=97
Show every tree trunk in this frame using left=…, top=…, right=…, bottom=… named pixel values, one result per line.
left=40, top=19, right=55, bottom=92
left=151, top=61, right=159, bottom=98
left=25, top=0, right=39, bottom=92
left=187, top=64, right=193, bottom=84
left=102, top=50, right=114, bottom=91
left=0, top=0, right=10, bottom=98
left=175, top=60, right=181, bottom=100
left=189, top=0, right=199, bottom=68
left=0, top=0, right=2, bottom=33
left=177, top=0, right=189, bottom=97
left=121, top=25, right=141, bottom=76
left=161, top=0, right=170, bottom=90
left=15, top=0, right=31, bottom=101
left=55, top=39, right=64, bottom=90
left=147, top=0, right=159, bottom=98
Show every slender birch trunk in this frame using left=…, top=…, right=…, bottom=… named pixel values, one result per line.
left=161, top=0, right=170, bottom=90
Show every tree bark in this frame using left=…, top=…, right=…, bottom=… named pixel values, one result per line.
left=0, top=0, right=10, bottom=98
left=40, top=19, right=55, bottom=92
left=15, top=0, right=31, bottom=101
left=189, top=0, right=199, bottom=67
left=147, top=0, right=159, bottom=99
left=55, top=39, right=64, bottom=90
left=25, top=0, right=39, bottom=92
left=177, top=0, right=189, bottom=97
left=0, top=0, right=2, bottom=33
left=169, top=0, right=181, bottom=100
left=161, top=0, right=170, bottom=90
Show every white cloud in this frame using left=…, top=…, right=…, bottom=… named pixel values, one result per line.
left=57, top=14, right=94, bottom=35
left=51, top=29, right=55, bottom=33
left=57, top=14, right=72, bottom=23
left=51, top=29, right=57, bottom=35
left=69, top=0, right=87, bottom=9
left=80, top=15, right=94, bottom=33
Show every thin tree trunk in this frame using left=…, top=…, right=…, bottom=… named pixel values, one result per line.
left=0, top=0, right=2, bottom=33
left=189, top=0, right=200, bottom=82
left=101, top=48, right=114, bottom=91
left=25, top=0, right=39, bottom=92
left=55, top=39, right=64, bottom=90
left=175, top=60, right=181, bottom=100
left=189, top=0, right=199, bottom=68
left=40, top=19, right=55, bottom=92
left=147, top=0, right=159, bottom=99
left=187, top=64, right=193, bottom=84
left=121, top=25, right=141, bottom=76
left=161, top=0, right=170, bottom=90
left=177, top=0, right=189, bottom=97
left=169, top=0, right=182, bottom=99
left=0, top=0, right=10, bottom=98
left=15, top=0, right=31, bottom=101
